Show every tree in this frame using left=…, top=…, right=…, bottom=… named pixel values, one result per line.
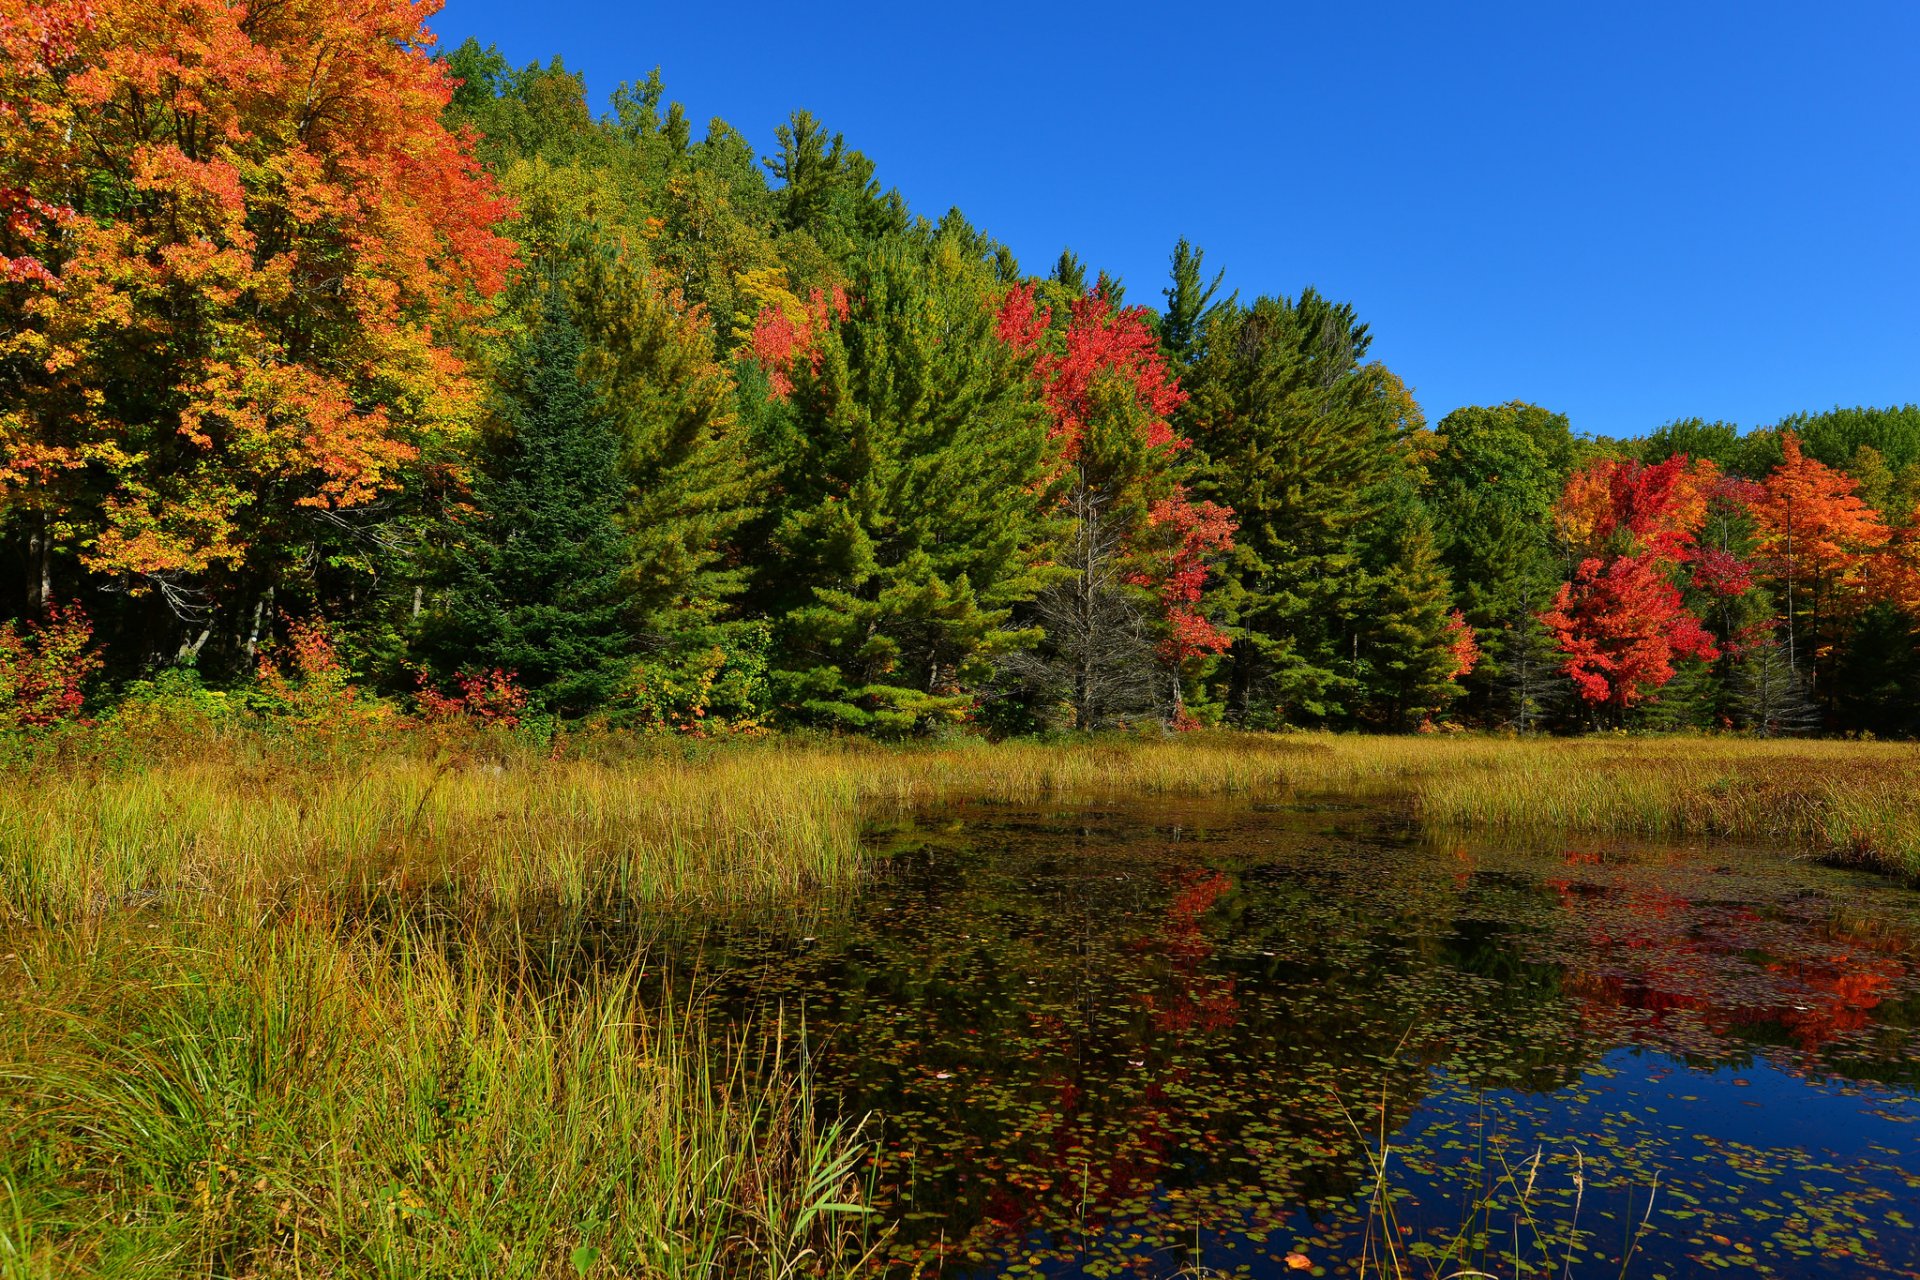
left=1363, top=510, right=1476, bottom=728
left=567, top=246, right=759, bottom=637
left=1776, top=404, right=1920, bottom=473
left=1179, top=291, right=1422, bottom=724
left=1540, top=554, right=1719, bottom=719
left=743, top=238, right=1059, bottom=732
left=997, top=487, right=1166, bottom=731
left=1425, top=402, right=1579, bottom=722
left=763, top=110, right=905, bottom=256
left=0, top=0, right=515, bottom=657
left=1747, top=433, right=1889, bottom=701
left=1159, top=239, right=1230, bottom=367
left=1494, top=589, right=1566, bottom=733
left=998, top=280, right=1234, bottom=725
left=1734, top=630, right=1817, bottom=736
left=1542, top=454, right=1723, bottom=719
left=422, top=288, right=633, bottom=715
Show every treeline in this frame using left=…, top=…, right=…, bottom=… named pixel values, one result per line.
left=2, top=2, right=1918, bottom=736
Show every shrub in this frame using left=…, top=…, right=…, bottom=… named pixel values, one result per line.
left=250, top=617, right=392, bottom=730
left=414, top=667, right=531, bottom=728
left=0, top=603, right=101, bottom=730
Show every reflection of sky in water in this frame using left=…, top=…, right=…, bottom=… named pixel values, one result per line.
left=943, top=1051, right=1920, bottom=1280
left=602, top=801, right=1920, bottom=1278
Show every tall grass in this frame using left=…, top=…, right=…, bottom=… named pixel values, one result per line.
left=6, top=731, right=1919, bottom=928
left=0, top=920, right=876, bottom=1279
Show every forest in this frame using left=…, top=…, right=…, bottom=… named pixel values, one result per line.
left=4, top=0, right=1920, bottom=741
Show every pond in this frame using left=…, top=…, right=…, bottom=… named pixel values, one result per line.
left=618, top=800, right=1920, bottom=1278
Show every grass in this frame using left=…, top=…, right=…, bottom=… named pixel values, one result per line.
left=5, top=732, right=1917, bottom=930
left=1, top=919, right=877, bottom=1279
left=3, top=726, right=1918, bottom=1277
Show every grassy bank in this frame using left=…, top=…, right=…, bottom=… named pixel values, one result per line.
left=4, top=729, right=1919, bottom=1278
left=5, top=733, right=1918, bottom=930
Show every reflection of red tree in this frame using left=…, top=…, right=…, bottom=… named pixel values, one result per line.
left=1141, top=870, right=1240, bottom=1032
left=1547, top=878, right=1911, bottom=1057
left=966, top=867, right=1247, bottom=1252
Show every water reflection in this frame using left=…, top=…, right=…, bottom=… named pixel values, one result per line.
left=587, top=802, right=1920, bottom=1277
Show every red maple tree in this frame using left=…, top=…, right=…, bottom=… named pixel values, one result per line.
left=998, top=284, right=1235, bottom=671
left=1540, top=553, right=1719, bottom=711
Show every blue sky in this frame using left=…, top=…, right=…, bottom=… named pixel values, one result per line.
left=431, top=1, right=1918, bottom=440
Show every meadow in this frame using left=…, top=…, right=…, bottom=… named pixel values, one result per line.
left=4, top=729, right=1919, bottom=1278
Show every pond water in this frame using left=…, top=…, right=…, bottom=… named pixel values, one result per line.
left=635, top=800, right=1920, bottom=1278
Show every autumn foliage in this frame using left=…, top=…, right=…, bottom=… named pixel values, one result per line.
left=1544, top=455, right=1725, bottom=712
left=0, top=602, right=100, bottom=728
left=1000, top=284, right=1234, bottom=663
left=0, top=0, right=515, bottom=589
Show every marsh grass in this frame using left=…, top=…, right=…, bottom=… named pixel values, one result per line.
left=5, top=727, right=1919, bottom=1278
left=7, top=731, right=1917, bottom=929
left=0, top=919, right=879, bottom=1279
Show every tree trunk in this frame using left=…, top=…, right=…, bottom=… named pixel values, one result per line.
left=25, top=511, right=52, bottom=614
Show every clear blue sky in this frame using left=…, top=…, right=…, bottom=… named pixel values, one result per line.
left=431, top=1, right=1918, bottom=440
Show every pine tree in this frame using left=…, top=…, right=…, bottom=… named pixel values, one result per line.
left=1497, top=586, right=1566, bottom=733
left=1735, top=632, right=1818, bottom=735
left=568, top=245, right=760, bottom=636
left=997, top=484, right=1166, bottom=730
left=1179, top=291, right=1421, bottom=725
left=742, top=237, right=1059, bottom=732
left=1159, top=238, right=1230, bottom=367
left=423, top=288, right=634, bottom=715
left=1363, top=509, right=1466, bottom=728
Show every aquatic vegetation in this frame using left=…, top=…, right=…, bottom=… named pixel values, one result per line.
left=602, top=803, right=1920, bottom=1278
left=5, top=735, right=1920, bottom=1277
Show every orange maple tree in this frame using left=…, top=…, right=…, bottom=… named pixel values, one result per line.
left=1747, top=434, right=1890, bottom=685
left=0, top=0, right=515, bottom=609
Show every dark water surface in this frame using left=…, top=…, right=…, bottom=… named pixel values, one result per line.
left=639, top=801, right=1920, bottom=1278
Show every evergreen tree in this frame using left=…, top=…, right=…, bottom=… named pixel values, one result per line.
left=568, top=245, right=760, bottom=636
left=422, top=288, right=634, bottom=715
left=743, top=238, right=1059, bottom=732
left=1159, top=238, right=1230, bottom=367
left=1424, top=402, right=1578, bottom=724
left=1734, top=632, right=1818, bottom=735
left=1496, top=587, right=1566, bottom=733
left=997, top=485, right=1165, bottom=730
left=1180, top=291, right=1420, bottom=724
left=1362, top=508, right=1466, bottom=727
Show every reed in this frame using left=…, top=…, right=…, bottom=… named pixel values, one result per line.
left=0, top=918, right=877, bottom=1279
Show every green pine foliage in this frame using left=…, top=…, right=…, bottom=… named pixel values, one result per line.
left=1363, top=508, right=1466, bottom=728
left=1425, top=403, right=1579, bottom=722
left=1179, top=291, right=1422, bottom=725
left=421, top=290, right=635, bottom=715
left=744, top=239, right=1061, bottom=733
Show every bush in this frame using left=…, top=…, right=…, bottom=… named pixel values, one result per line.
left=249, top=617, right=393, bottom=731
left=0, top=603, right=101, bottom=731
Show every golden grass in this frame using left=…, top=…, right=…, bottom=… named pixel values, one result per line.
left=5, top=731, right=1918, bottom=929
left=0, top=920, right=876, bottom=1279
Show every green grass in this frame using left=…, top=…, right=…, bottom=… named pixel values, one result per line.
left=1, top=919, right=876, bottom=1279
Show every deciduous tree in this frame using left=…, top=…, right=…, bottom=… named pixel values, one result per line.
left=0, top=0, right=515, bottom=653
